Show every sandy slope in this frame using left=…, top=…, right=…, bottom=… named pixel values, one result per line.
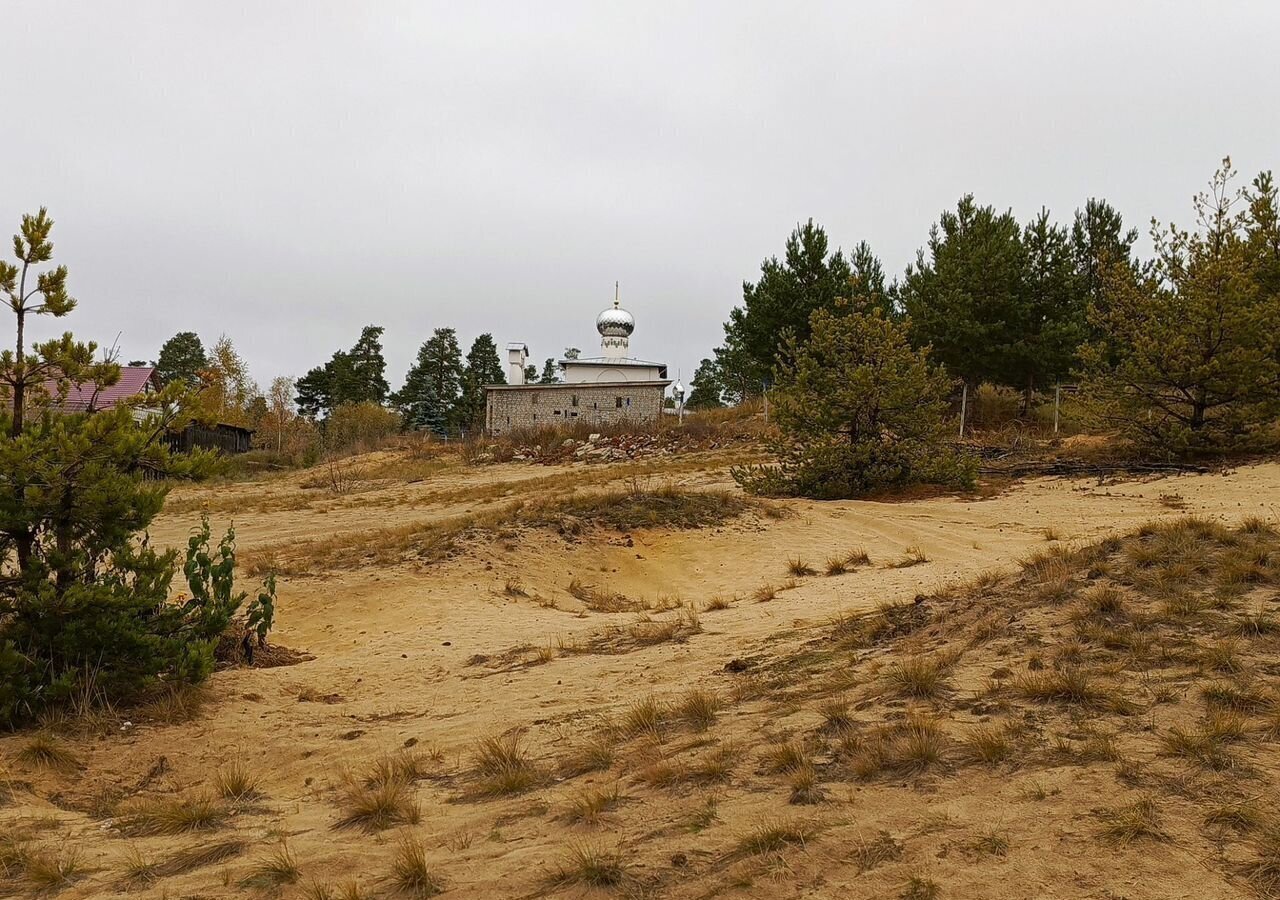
left=2, top=452, right=1278, bottom=898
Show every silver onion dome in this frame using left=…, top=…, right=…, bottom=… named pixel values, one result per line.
left=596, top=299, right=635, bottom=337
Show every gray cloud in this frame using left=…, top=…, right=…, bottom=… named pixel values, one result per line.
left=4, top=1, right=1278, bottom=392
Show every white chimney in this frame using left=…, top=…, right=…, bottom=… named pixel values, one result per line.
left=507, top=343, right=528, bottom=385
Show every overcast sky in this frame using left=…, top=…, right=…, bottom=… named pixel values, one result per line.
left=4, top=1, right=1278, bottom=394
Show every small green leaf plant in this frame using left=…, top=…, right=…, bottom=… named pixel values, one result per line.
left=183, top=515, right=277, bottom=664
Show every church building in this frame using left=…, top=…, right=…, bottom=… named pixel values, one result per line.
left=484, top=292, right=671, bottom=436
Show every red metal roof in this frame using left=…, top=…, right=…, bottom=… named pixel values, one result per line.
left=48, top=366, right=161, bottom=412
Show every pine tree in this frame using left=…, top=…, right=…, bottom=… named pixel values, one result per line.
left=294, top=325, right=389, bottom=419
left=455, top=333, right=506, bottom=430
left=155, top=331, right=208, bottom=387
left=0, top=209, right=250, bottom=726
left=538, top=358, right=559, bottom=384
left=715, top=220, right=852, bottom=394
left=732, top=297, right=974, bottom=499
left=900, top=196, right=1028, bottom=389
left=1080, top=160, right=1280, bottom=455
left=1071, top=198, right=1140, bottom=319
left=395, top=328, right=463, bottom=434
left=686, top=358, right=726, bottom=409
left=1016, top=209, right=1087, bottom=408
left=344, top=325, right=390, bottom=404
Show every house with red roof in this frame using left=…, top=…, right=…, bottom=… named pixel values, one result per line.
left=47, top=365, right=163, bottom=417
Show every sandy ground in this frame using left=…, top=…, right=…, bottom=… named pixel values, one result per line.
left=3, top=450, right=1279, bottom=898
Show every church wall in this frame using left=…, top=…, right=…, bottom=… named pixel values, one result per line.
left=485, top=383, right=666, bottom=436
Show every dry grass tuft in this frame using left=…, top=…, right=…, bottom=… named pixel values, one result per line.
left=14, top=734, right=79, bottom=771
left=818, top=696, right=855, bottom=733
left=961, top=723, right=1013, bottom=766
left=214, top=758, right=262, bottom=802
left=788, top=763, right=823, bottom=805
left=887, top=545, right=929, bottom=569
left=568, top=579, right=639, bottom=613
left=334, top=777, right=421, bottom=831
left=1097, top=796, right=1167, bottom=844
left=849, top=714, right=947, bottom=778
left=1205, top=800, right=1266, bottom=832
left=676, top=689, right=722, bottom=730
left=1013, top=666, right=1107, bottom=706
left=550, top=843, right=627, bottom=888
left=565, top=784, right=623, bottom=825
left=471, top=732, right=543, bottom=796
left=850, top=830, right=903, bottom=872
left=737, top=819, right=818, bottom=855
left=762, top=741, right=811, bottom=775
left=124, top=839, right=247, bottom=882
left=787, top=557, right=817, bottom=577
left=753, top=583, right=779, bottom=603
left=20, top=845, right=82, bottom=891
left=559, top=734, right=616, bottom=777
left=390, top=835, right=444, bottom=897
left=118, top=794, right=228, bottom=836
left=242, top=842, right=301, bottom=889
left=621, top=696, right=669, bottom=740
left=703, top=594, right=734, bottom=611
left=883, top=654, right=953, bottom=699
left=901, top=874, right=941, bottom=899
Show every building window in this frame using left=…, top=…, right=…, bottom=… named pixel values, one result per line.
left=571, top=395, right=578, bottom=407
left=531, top=392, right=539, bottom=404
left=626, top=397, right=631, bottom=407
left=615, top=397, right=623, bottom=408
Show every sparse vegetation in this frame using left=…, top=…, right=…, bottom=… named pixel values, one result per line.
left=471, top=732, right=543, bottom=797
left=390, top=835, right=444, bottom=898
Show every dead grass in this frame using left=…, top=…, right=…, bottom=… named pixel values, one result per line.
left=334, top=777, right=421, bottom=831
left=117, top=794, right=228, bottom=836
left=124, top=839, right=247, bottom=883
left=850, top=830, right=903, bottom=872
left=390, top=835, right=444, bottom=897
left=471, top=732, right=543, bottom=797
left=621, top=696, right=669, bottom=740
left=886, top=545, right=929, bottom=569
left=676, top=688, right=722, bottom=730
left=20, top=845, right=82, bottom=891
left=550, top=843, right=627, bottom=888
left=961, top=723, right=1013, bottom=766
left=1097, top=796, right=1167, bottom=844
left=753, top=583, right=779, bottom=603
left=242, top=842, right=301, bottom=889
left=787, top=557, right=817, bottom=577
left=214, top=758, right=262, bottom=802
left=564, top=784, right=623, bottom=825
left=737, top=819, right=818, bottom=855
left=567, top=579, right=640, bottom=613
left=883, top=654, right=954, bottom=699
left=14, top=734, right=79, bottom=771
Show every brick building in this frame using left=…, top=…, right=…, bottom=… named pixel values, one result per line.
left=484, top=291, right=671, bottom=436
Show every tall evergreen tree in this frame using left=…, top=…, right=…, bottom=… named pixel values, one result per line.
left=538, top=358, right=559, bottom=384
left=715, top=220, right=852, bottom=395
left=343, top=325, right=390, bottom=404
left=900, top=196, right=1028, bottom=388
left=454, top=333, right=506, bottom=430
left=294, top=325, right=389, bottom=419
left=155, top=331, right=208, bottom=388
left=1071, top=198, right=1140, bottom=318
left=395, top=328, right=463, bottom=434
left=1017, top=209, right=1087, bottom=406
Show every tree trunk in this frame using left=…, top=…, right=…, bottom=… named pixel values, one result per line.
left=11, top=308, right=24, bottom=438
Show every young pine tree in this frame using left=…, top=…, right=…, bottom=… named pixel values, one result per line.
left=732, top=298, right=974, bottom=499
left=0, top=209, right=260, bottom=725
left=1080, top=159, right=1280, bottom=456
